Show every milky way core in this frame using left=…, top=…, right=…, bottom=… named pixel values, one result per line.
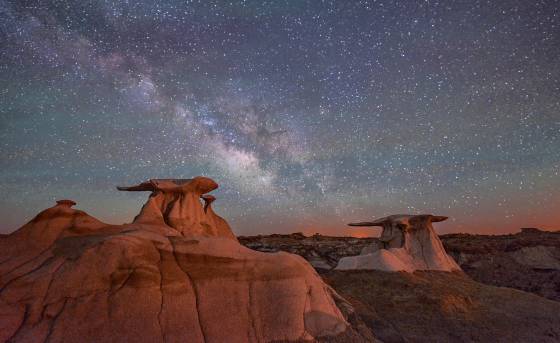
left=1, top=1, right=559, bottom=235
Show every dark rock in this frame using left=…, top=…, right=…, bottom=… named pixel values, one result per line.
left=240, top=228, right=560, bottom=302
left=324, top=270, right=560, bottom=343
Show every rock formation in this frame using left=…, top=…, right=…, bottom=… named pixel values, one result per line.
left=443, top=228, right=560, bottom=301
left=336, top=214, right=461, bottom=272
left=240, top=233, right=560, bottom=342
left=116, top=177, right=237, bottom=240
left=0, top=177, right=361, bottom=342
left=240, top=228, right=560, bottom=301
left=240, top=233, right=377, bottom=271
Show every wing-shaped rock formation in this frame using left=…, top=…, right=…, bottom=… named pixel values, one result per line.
left=336, top=214, right=461, bottom=272
left=116, top=177, right=236, bottom=240
left=0, top=177, right=362, bottom=342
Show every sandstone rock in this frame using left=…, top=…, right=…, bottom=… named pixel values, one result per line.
left=240, top=229, right=560, bottom=302
left=0, top=177, right=360, bottom=342
left=55, top=200, right=76, bottom=208
left=116, top=177, right=236, bottom=239
left=336, top=214, right=461, bottom=272
left=242, top=233, right=560, bottom=341
left=239, top=233, right=376, bottom=271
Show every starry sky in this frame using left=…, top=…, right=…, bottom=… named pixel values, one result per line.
left=1, top=0, right=559, bottom=236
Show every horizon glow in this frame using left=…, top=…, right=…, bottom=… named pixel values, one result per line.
left=1, top=1, right=559, bottom=236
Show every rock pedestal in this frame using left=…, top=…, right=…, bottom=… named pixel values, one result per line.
left=336, top=214, right=461, bottom=272
left=117, top=177, right=236, bottom=240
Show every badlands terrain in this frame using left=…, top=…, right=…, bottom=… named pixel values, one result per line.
left=240, top=228, right=560, bottom=342
left=240, top=227, right=560, bottom=302
left=0, top=176, right=559, bottom=342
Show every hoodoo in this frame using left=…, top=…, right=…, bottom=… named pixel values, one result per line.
left=117, top=177, right=237, bottom=240
left=336, top=214, right=461, bottom=272
left=0, top=177, right=357, bottom=342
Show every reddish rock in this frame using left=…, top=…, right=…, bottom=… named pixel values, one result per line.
left=55, top=200, right=76, bottom=208
left=0, top=177, right=364, bottom=342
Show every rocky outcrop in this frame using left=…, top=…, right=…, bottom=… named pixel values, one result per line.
left=443, top=228, right=560, bottom=302
left=239, top=228, right=560, bottom=302
left=240, top=233, right=376, bottom=271
left=0, top=177, right=364, bottom=342
left=336, top=214, right=461, bottom=272
left=241, top=234, right=560, bottom=342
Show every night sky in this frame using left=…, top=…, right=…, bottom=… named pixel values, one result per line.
left=1, top=1, right=559, bottom=236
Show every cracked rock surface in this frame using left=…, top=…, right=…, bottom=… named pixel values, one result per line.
left=0, top=177, right=366, bottom=342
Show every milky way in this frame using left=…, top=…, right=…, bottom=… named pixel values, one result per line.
left=1, top=1, right=559, bottom=235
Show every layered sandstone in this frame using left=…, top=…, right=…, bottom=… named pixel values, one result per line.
left=0, top=177, right=360, bottom=342
left=336, top=214, right=461, bottom=272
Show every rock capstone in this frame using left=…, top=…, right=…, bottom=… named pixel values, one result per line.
left=336, top=214, right=461, bottom=272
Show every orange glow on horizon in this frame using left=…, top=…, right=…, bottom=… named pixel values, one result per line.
left=297, top=226, right=378, bottom=238
left=347, top=230, right=377, bottom=238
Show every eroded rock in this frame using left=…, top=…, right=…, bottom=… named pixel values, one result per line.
left=336, top=214, right=461, bottom=272
left=117, top=177, right=236, bottom=239
left=0, top=177, right=362, bottom=342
